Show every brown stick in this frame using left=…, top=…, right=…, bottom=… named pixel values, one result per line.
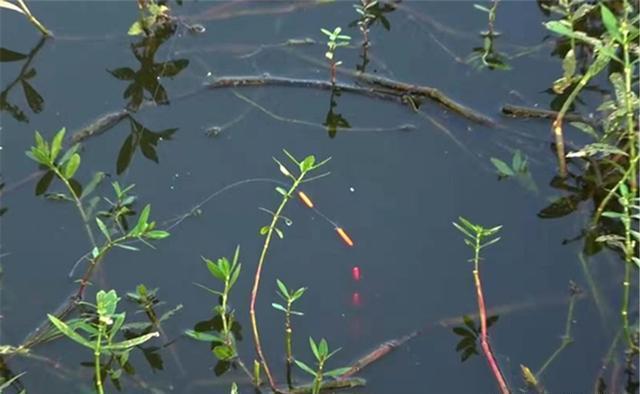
left=205, top=75, right=495, bottom=126
left=501, top=104, right=599, bottom=128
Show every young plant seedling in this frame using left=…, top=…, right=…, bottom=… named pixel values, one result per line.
left=294, top=337, right=350, bottom=394
left=272, top=279, right=307, bottom=371
left=321, top=27, right=351, bottom=84
left=48, top=290, right=159, bottom=394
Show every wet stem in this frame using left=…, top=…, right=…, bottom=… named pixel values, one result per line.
left=472, top=236, right=510, bottom=394
left=94, top=323, right=105, bottom=394
left=50, top=165, right=97, bottom=248
left=250, top=171, right=308, bottom=392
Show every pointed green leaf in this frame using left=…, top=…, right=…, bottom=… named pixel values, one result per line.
left=105, top=332, right=159, bottom=350
left=294, top=360, right=317, bottom=377
left=64, top=153, right=81, bottom=179
left=50, top=128, right=66, bottom=162
left=48, top=314, right=94, bottom=350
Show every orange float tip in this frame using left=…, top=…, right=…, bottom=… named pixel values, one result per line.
left=335, top=227, right=354, bottom=247
left=298, top=191, right=314, bottom=208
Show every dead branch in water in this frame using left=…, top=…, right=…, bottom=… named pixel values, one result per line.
left=205, top=74, right=495, bottom=126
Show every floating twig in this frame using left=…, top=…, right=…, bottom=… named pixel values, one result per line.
left=501, top=104, right=598, bottom=128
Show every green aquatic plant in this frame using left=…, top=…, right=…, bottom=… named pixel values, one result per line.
left=48, top=290, right=159, bottom=394
left=250, top=150, right=330, bottom=391
left=0, top=0, right=51, bottom=36
left=321, top=27, right=351, bottom=84
left=470, top=1, right=510, bottom=70
left=294, top=337, right=350, bottom=394
left=453, top=217, right=509, bottom=394
left=272, top=279, right=307, bottom=386
left=128, top=0, right=174, bottom=36
left=186, top=247, right=242, bottom=362
left=490, top=150, right=538, bottom=193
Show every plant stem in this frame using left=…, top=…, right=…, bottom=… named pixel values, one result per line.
left=536, top=285, right=577, bottom=377
left=250, top=173, right=306, bottom=392
left=51, top=167, right=97, bottom=248
left=16, top=0, right=53, bottom=37
left=95, top=325, right=104, bottom=394
left=473, top=269, right=510, bottom=394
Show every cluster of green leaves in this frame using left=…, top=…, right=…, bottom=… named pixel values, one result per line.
left=597, top=183, right=640, bottom=267
left=352, top=0, right=392, bottom=34
left=469, top=3, right=511, bottom=71
left=272, top=279, right=306, bottom=317
left=26, top=128, right=83, bottom=197
left=48, top=290, right=159, bottom=394
left=321, top=27, right=351, bottom=66
left=490, top=150, right=538, bottom=193
left=128, top=0, right=173, bottom=36
left=186, top=247, right=242, bottom=363
left=124, top=284, right=183, bottom=372
left=453, top=217, right=502, bottom=269
left=294, top=338, right=350, bottom=394
left=452, top=315, right=499, bottom=361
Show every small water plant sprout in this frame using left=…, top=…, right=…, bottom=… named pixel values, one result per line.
left=321, top=27, right=351, bottom=84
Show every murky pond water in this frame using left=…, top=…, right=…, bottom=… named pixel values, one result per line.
left=1, top=1, right=636, bottom=393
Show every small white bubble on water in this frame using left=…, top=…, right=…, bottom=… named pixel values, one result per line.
left=349, top=187, right=355, bottom=192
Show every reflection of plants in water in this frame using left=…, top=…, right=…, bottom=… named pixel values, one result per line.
left=116, top=116, right=177, bottom=174
left=0, top=37, right=46, bottom=123
left=108, top=22, right=189, bottom=111
left=0, top=0, right=51, bottom=36
left=48, top=290, right=159, bottom=394
left=128, top=0, right=175, bottom=37
left=452, top=314, right=499, bottom=362
left=323, top=88, right=351, bottom=138
left=321, top=27, right=351, bottom=84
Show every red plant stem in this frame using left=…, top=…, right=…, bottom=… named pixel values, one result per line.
left=473, top=269, right=510, bottom=394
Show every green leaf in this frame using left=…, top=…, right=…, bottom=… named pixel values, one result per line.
left=562, top=49, right=576, bottom=80
left=213, top=344, right=235, bottom=361
left=128, top=21, right=144, bottom=36
left=275, top=186, right=287, bottom=197
left=294, top=360, right=317, bottom=377
left=272, top=303, right=288, bottom=313
left=229, top=264, right=241, bottom=288
left=144, top=230, right=170, bottom=239
left=318, top=339, right=328, bottom=357
left=185, top=330, right=223, bottom=343
left=324, top=367, right=351, bottom=378
left=473, top=4, right=491, bottom=13
left=300, top=155, right=315, bottom=172
left=96, top=217, right=111, bottom=241
left=274, top=227, right=284, bottom=239
left=600, top=4, right=621, bottom=42
left=205, top=258, right=226, bottom=281
left=50, top=127, right=66, bottom=162
left=58, top=144, right=80, bottom=168
left=64, top=153, right=81, bottom=179
left=130, top=204, right=151, bottom=236
left=309, top=337, right=320, bottom=360
left=276, top=279, right=290, bottom=298
left=259, top=226, right=269, bottom=235
left=490, top=158, right=514, bottom=177
left=47, top=314, right=95, bottom=350
left=105, top=331, right=159, bottom=350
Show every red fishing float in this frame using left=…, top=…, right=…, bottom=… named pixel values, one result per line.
left=351, top=266, right=361, bottom=282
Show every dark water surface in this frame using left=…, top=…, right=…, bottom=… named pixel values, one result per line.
left=0, top=2, right=629, bottom=393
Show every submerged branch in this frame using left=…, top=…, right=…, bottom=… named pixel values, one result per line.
left=501, top=104, right=599, bottom=129
left=205, top=75, right=495, bottom=126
